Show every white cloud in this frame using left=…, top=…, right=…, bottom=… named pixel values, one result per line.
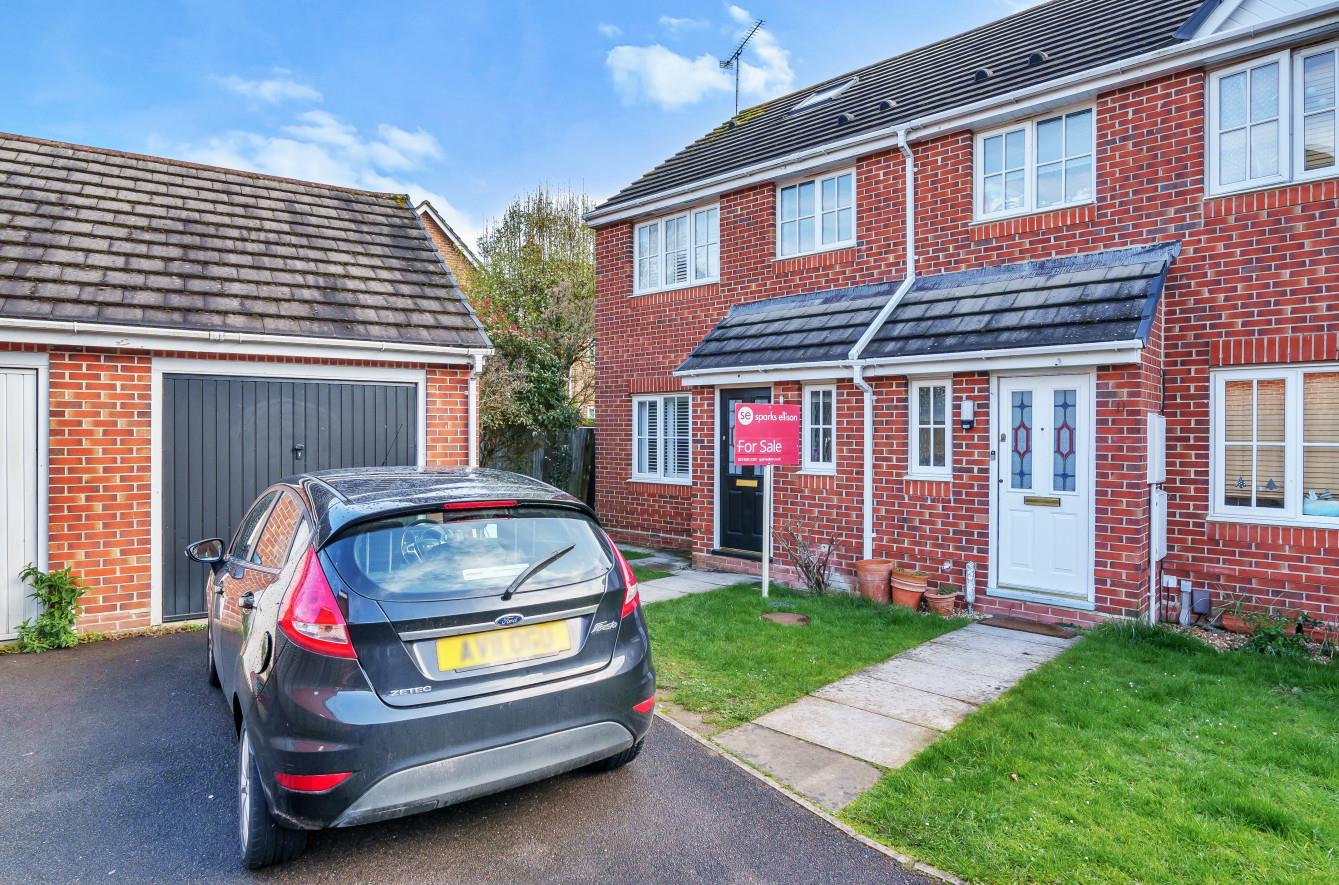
left=169, top=111, right=480, bottom=248
left=604, top=5, right=792, bottom=110
left=596, top=22, right=622, bottom=38
left=213, top=71, right=322, bottom=104
left=659, top=15, right=708, bottom=33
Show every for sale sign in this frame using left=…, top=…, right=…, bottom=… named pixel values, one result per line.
left=734, top=403, right=801, bottom=466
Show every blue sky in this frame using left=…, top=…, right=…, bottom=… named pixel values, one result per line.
left=2, top=0, right=1038, bottom=246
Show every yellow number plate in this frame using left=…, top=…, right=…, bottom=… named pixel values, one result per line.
left=436, top=620, right=571, bottom=672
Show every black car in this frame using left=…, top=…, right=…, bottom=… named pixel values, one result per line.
left=186, top=468, right=655, bottom=869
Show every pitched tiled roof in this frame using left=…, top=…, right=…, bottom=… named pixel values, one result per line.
left=0, top=132, right=490, bottom=350
left=676, top=283, right=893, bottom=373
left=599, top=0, right=1205, bottom=213
left=676, top=243, right=1179, bottom=373
left=862, top=242, right=1179, bottom=360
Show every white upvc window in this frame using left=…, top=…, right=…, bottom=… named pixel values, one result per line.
left=1209, top=52, right=1289, bottom=194
left=1210, top=366, right=1339, bottom=525
left=909, top=378, right=952, bottom=478
left=802, top=384, right=836, bottom=473
left=976, top=108, right=1094, bottom=219
left=777, top=169, right=855, bottom=257
left=1296, top=42, right=1339, bottom=180
left=632, top=394, right=691, bottom=483
left=633, top=205, right=719, bottom=294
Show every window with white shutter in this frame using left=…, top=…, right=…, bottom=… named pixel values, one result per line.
left=633, top=206, right=719, bottom=294
left=632, top=394, right=691, bottom=482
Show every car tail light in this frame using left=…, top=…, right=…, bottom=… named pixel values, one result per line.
left=274, top=771, right=352, bottom=793
left=605, top=535, right=639, bottom=619
left=278, top=548, right=358, bottom=659
left=633, top=694, right=656, bottom=715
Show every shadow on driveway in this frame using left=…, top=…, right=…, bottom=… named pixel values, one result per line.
left=0, top=631, right=923, bottom=884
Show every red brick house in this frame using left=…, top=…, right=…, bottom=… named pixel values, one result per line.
left=0, top=133, right=491, bottom=638
left=587, top=0, right=1339, bottom=628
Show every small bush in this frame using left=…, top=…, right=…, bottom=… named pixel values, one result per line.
left=1243, top=613, right=1309, bottom=659
left=16, top=564, right=87, bottom=653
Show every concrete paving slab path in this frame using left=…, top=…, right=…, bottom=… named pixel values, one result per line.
left=637, top=568, right=756, bottom=604
left=712, top=620, right=1079, bottom=812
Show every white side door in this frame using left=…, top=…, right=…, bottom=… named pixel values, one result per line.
left=996, top=373, right=1093, bottom=601
left=2, top=368, right=39, bottom=639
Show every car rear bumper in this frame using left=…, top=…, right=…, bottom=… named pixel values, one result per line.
left=331, top=720, right=634, bottom=827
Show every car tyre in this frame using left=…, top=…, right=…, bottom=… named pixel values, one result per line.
left=585, top=738, right=644, bottom=772
left=206, top=629, right=220, bottom=688
left=238, top=726, right=307, bottom=870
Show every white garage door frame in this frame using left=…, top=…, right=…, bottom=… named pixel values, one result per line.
left=149, top=357, right=428, bottom=626
left=0, top=351, right=49, bottom=641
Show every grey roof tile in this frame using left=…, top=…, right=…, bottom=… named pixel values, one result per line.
left=0, top=132, right=489, bottom=351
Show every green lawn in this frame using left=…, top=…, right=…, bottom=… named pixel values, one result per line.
left=843, top=624, right=1339, bottom=884
left=632, top=564, right=673, bottom=583
left=643, top=584, right=964, bottom=728
left=619, top=547, right=656, bottom=561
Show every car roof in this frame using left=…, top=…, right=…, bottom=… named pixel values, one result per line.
left=279, top=467, right=592, bottom=546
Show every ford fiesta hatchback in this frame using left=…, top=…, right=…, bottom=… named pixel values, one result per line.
left=185, top=468, right=655, bottom=869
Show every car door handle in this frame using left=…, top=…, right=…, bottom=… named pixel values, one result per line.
left=240, top=592, right=256, bottom=611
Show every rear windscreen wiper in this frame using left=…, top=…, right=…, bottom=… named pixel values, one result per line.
left=500, top=544, right=575, bottom=601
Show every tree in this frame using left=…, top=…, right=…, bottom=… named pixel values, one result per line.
left=472, top=188, right=595, bottom=466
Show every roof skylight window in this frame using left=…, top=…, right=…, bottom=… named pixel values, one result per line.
left=790, top=76, right=858, bottom=114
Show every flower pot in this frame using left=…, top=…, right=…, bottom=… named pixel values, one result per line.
left=891, top=568, right=928, bottom=610
left=854, top=559, right=894, bottom=605
left=1219, top=612, right=1253, bottom=634
left=925, top=592, right=958, bottom=616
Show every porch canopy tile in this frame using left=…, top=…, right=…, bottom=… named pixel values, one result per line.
left=676, top=282, right=895, bottom=373
left=862, top=242, right=1180, bottom=361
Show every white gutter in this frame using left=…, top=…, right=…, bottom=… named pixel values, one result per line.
left=586, top=4, right=1339, bottom=226
left=467, top=353, right=484, bottom=468
left=0, top=316, right=492, bottom=365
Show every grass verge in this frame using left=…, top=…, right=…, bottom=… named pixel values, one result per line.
left=619, top=547, right=656, bottom=561
left=843, top=622, right=1339, bottom=884
left=632, top=564, right=673, bottom=583
left=643, top=583, right=964, bottom=728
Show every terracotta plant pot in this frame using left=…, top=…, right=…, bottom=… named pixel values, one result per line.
left=1305, top=625, right=1339, bottom=646
left=925, top=591, right=958, bottom=616
left=891, top=568, right=928, bottom=611
left=1219, top=612, right=1253, bottom=634
left=854, top=559, right=894, bottom=605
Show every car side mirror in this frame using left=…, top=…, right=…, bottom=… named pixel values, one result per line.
left=185, top=538, right=226, bottom=567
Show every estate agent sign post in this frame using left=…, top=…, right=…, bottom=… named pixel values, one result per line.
left=733, top=402, right=801, bottom=598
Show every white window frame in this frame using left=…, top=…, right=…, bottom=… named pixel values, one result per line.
left=1207, top=51, right=1291, bottom=196
left=974, top=106, right=1096, bottom=221
left=775, top=168, right=856, bottom=259
left=1209, top=365, right=1339, bottom=528
left=1294, top=40, right=1339, bottom=184
left=908, top=378, right=952, bottom=479
left=631, top=393, right=692, bottom=484
left=801, top=384, right=837, bottom=474
left=632, top=204, right=719, bottom=295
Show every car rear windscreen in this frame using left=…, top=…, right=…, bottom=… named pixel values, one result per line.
left=324, top=506, right=613, bottom=601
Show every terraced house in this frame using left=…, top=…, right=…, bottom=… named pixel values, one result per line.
left=587, top=0, right=1339, bottom=628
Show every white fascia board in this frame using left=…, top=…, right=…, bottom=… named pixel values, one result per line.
left=674, top=362, right=852, bottom=386
left=585, top=4, right=1339, bottom=226
left=415, top=200, right=482, bottom=268
left=0, top=318, right=491, bottom=366
left=862, top=341, right=1144, bottom=377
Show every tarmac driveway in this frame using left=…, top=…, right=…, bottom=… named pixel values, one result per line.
left=0, top=631, right=922, bottom=884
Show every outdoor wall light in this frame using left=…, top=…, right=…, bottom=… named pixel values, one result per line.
left=960, top=399, right=976, bottom=432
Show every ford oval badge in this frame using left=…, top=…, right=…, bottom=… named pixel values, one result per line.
left=495, top=613, right=523, bottom=627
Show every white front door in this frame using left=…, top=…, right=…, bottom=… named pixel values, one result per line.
left=995, top=373, right=1093, bottom=601
left=2, top=368, right=40, bottom=639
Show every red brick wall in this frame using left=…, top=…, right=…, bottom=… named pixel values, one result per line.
left=594, top=67, right=1339, bottom=625
left=419, top=211, right=477, bottom=295
left=1, top=343, right=472, bottom=633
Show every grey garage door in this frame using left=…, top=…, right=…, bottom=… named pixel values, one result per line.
left=162, top=374, right=418, bottom=621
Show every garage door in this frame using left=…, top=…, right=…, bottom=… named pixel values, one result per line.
left=162, top=374, right=418, bottom=621
left=1, top=368, right=39, bottom=640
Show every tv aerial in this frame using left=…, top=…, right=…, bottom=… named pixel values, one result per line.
left=720, top=18, right=764, bottom=115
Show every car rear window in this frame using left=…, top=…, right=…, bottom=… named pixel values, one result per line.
left=324, top=506, right=613, bottom=601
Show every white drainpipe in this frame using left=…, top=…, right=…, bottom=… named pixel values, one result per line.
left=848, top=129, right=918, bottom=561
left=467, top=353, right=484, bottom=468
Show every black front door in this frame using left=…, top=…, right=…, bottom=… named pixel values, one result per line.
left=718, top=387, right=771, bottom=556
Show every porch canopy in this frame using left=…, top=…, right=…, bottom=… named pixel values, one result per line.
left=675, top=242, right=1180, bottom=381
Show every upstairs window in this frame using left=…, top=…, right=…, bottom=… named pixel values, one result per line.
left=1208, top=44, right=1339, bottom=195
left=802, top=385, right=836, bottom=473
left=633, top=394, right=691, bottom=482
left=633, top=206, right=719, bottom=294
left=909, top=379, right=951, bottom=478
left=976, top=108, right=1095, bottom=219
left=777, top=170, right=855, bottom=257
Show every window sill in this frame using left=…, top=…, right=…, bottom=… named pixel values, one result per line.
left=773, top=244, right=857, bottom=270
left=631, top=280, right=718, bottom=298
left=628, top=475, right=692, bottom=486
left=1207, top=513, right=1339, bottom=531
left=905, top=471, right=952, bottom=482
left=1203, top=174, right=1339, bottom=218
left=969, top=202, right=1095, bottom=240
left=798, top=466, right=837, bottom=477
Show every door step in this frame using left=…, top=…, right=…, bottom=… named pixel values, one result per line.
left=980, top=615, right=1078, bottom=640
